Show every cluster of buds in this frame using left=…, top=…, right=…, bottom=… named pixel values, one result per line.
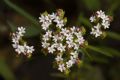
left=90, top=10, right=112, bottom=37
left=39, top=9, right=85, bottom=73
left=12, top=27, right=34, bottom=57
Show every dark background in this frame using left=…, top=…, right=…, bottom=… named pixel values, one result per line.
left=0, top=0, right=120, bottom=80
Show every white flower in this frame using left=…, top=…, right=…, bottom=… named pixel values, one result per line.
left=57, top=43, right=66, bottom=52
left=39, top=15, right=45, bottom=23
left=66, top=60, right=74, bottom=68
left=97, top=10, right=105, bottom=18
left=55, top=55, right=63, bottom=62
left=41, top=22, right=51, bottom=30
left=24, top=44, right=34, bottom=53
left=50, top=13, right=57, bottom=20
left=27, top=46, right=34, bottom=53
left=53, top=35, right=60, bottom=42
left=74, top=43, right=79, bottom=50
left=42, top=34, right=49, bottom=41
left=12, top=37, right=19, bottom=44
left=54, top=16, right=64, bottom=29
left=91, top=28, right=102, bottom=37
left=39, top=14, right=52, bottom=30
left=18, top=27, right=25, bottom=34
left=48, top=45, right=56, bottom=53
left=70, top=56, right=76, bottom=64
left=74, top=32, right=82, bottom=38
left=75, top=37, right=85, bottom=45
left=54, top=16, right=60, bottom=23
left=12, top=27, right=26, bottom=54
left=39, top=10, right=113, bottom=72
left=102, top=21, right=110, bottom=29
left=70, top=26, right=76, bottom=34
left=90, top=11, right=111, bottom=37
left=66, top=33, right=73, bottom=41
left=52, top=42, right=59, bottom=48
left=12, top=43, right=18, bottom=48
left=45, top=30, right=52, bottom=37
left=17, top=27, right=26, bottom=37
left=94, top=23, right=101, bottom=29
left=66, top=40, right=74, bottom=48
left=39, top=14, right=51, bottom=23
left=58, top=63, right=66, bottom=72
left=61, top=28, right=69, bottom=36
left=90, top=10, right=111, bottom=38
left=12, top=27, right=34, bottom=56
left=90, top=16, right=96, bottom=22
left=66, top=55, right=77, bottom=68
left=70, top=51, right=78, bottom=59
left=56, top=20, right=64, bottom=29
left=42, top=41, right=50, bottom=48
left=90, top=23, right=102, bottom=37
left=102, top=15, right=109, bottom=23
left=45, top=15, right=51, bottom=22
left=15, top=45, right=25, bottom=54
left=40, top=10, right=87, bottom=72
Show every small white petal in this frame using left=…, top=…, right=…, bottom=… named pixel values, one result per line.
left=58, top=64, right=66, bottom=72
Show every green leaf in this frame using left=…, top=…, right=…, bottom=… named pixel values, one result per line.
left=79, top=48, right=109, bottom=63
left=90, top=55, right=109, bottom=63
left=0, top=58, right=16, bottom=80
left=79, top=48, right=93, bottom=60
left=98, top=46, right=120, bottom=57
left=107, top=31, right=120, bottom=40
left=87, top=45, right=113, bottom=57
left=88, top=45, right=120, bottom=57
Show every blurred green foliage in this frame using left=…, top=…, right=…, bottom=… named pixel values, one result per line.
left=82, top=0, right=101, bottom=10
left=0, top=58, right=16, bottom=80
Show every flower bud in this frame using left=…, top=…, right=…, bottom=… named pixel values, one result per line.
left=57, top=9, right=65, bottom=18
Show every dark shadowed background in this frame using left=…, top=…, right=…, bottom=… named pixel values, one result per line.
left=0, top=0, right=120, bottom=80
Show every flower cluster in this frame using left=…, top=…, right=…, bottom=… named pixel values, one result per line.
left=11, top=9, right=113, bottom=74
left=39, top=9, right=84, bottom=73
left=39, top=10, right=65, bottom=30
left=12, top=27, right=34, bottom=57
left=90, top=10, right=112, bottom=37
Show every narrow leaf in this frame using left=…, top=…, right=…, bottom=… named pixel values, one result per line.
left=107, top=31, right=120, bottom=40
left=87, top=45, right=113, bottom=57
